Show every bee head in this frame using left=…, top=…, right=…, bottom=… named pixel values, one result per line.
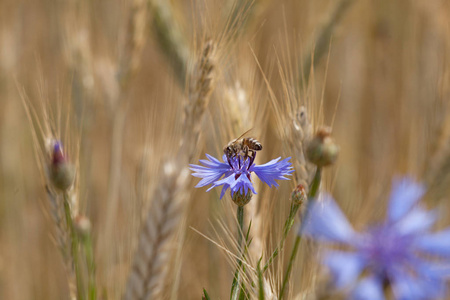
left=224, top=145, right=233, bottom=156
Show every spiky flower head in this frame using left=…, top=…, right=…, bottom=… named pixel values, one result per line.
left=291, top=184, right=307, bottom=205
left=190, top=153, right=293, bottom=205
left=302, top=177, right=450, bottom=300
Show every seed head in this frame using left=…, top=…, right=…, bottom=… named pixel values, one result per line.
left=306, top=127, right=339, bottom=167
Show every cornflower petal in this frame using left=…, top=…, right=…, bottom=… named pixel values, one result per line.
left=190, top=165, right=229, bottom=188
left=190, top=153, right=292, bottom=199
left=323, top=251, right=366, bottom=288
left=413, top=259, right=450, bottom=280
left=351, top=276, right=385, bottom=300
left=415, top=229, right=450, bottom=257
left=213, top=172, right=256, bottom=198
left=390, top=270, right=444, bottom=300
left=251, top=157, right=294, bottom=188
left=302, top=193, right=357, bottom=244
left=393, top=207, right=437, bottom=236
left=388, top=177, right=426, bottom=223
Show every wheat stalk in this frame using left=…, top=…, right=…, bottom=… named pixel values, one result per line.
left=124, top=39, right=216, bottom=299
left=300, top=0, right=355, bottom=86
left=149, top=0, right=190, bottom=86
left=101, top=0, right=150, bottom=275
left=117, top=0, right=149, bottom=88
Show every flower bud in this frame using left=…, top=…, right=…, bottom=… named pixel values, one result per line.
left=49, top=142, right=75, bottom=191
left=306, top=127, right=339, bottom=167
left=232, top=191, right=252, bottom=207
left=74, top=215, right=91, bottom=238
left=291, top=184, right=307, bottom=205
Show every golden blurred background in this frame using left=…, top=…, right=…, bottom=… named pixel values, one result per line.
left=1, top=0, right=450, bottom=299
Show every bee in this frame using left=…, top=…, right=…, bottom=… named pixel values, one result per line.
left=224, top=129, right=263, bottom=166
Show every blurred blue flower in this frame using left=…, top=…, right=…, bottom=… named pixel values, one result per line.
left=302, top=177, right=450, bottom=300
left=190, top=154, right=293, bottom=199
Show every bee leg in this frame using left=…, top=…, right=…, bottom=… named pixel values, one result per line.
left=243, top=145, right=249, bottom=161
left=248, top=150, right=256, bottom=168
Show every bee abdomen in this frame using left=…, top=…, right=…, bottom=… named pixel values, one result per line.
left=245, top=138, right=263, bottom=151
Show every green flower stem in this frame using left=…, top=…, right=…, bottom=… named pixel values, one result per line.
left=82, top=233, right=97, bottom=300
left=231, top=205, right=245, bottom=300
left=263, top=201, right=300, bottom=273
left=279, top=167, right=322, bottom=299
left=257, top=259, right=265, bottom=300
left=63, top=192, right=85, bottom=300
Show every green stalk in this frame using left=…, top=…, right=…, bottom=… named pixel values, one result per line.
left=63, top=192, right=85, bottom=300
left=231, top=205, right=245, bottom=300
left=262, top=201, right=300, bottom=273
left=279, top=168, right=322, bottom=299
left=82, top=233, right=96, bottom=300
left=257, top=259, right=265, bottom=300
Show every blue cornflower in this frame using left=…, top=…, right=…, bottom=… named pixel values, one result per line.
left=302, top=177, right=450, bottom=300
left=189, top=153, right=293, bottom=200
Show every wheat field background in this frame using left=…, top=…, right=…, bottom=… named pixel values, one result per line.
left=1, top=0, right=450, bottom=299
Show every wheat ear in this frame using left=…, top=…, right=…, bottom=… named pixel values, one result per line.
left=181, top=39, right=216, bottom=161
left=288, top=106, right=315, bottom=192
left=124, top=163, right=189, bottom=300
left=46, top=187, right=78, bottom=300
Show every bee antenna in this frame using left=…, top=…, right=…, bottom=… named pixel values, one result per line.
left=235, top=128, right=253, bottom=140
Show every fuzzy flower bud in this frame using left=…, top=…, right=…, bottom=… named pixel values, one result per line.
left=49, top=142, right=75, bottom=191
left=232, top=191, right=253, bottom=207
left=306, top=127, right=339, bottom=167
left=291, top=184, right=307, bottom=205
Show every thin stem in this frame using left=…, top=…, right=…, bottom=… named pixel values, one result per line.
left=279, top=235, right=301, bottom=300
left=237, top=205, right=244, bottom=246
left=63, top=192, right=85, bottom=300
left=82, top=233, right=96, bottom=300
left=262, top=202, right=300, bottom=273
left=257, top=259, right=265, bottom=300
left=231, top=205, right=245, bottom=300
left=279, top=168, right=322, bottom=299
